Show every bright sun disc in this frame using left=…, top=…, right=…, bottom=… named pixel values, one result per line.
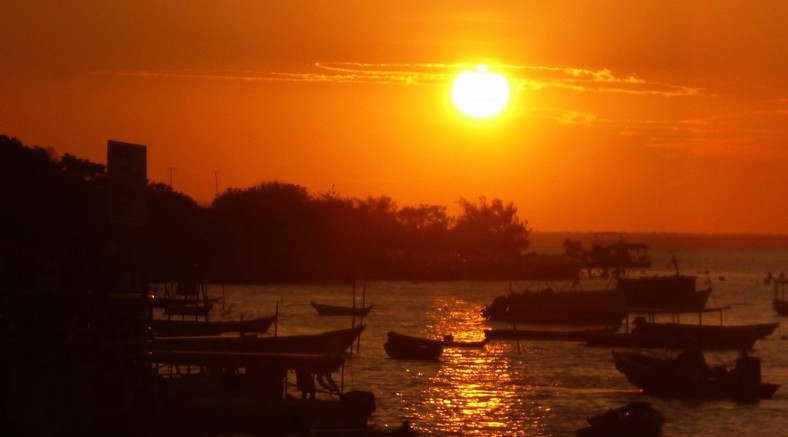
left=451, top=65, right=510, bottom=119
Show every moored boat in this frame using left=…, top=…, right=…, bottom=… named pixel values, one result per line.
left=383, top=331, right=443, bottom=361
left=152, top=325, right=365, bottom=355
left=311, top=301, right=373, bottom=317
left=151, top=349, right=384, bottom=435
left=618, top=274, right=711, bottom=310
left=587, top=310, right=778, bottom=350
left=150, top=314, right=277, bottom=337
left=482, top=285, right=626, bottom=325
left=612, top=348, right=780, bottom=400
left=485, top=326, right=618, bottom=342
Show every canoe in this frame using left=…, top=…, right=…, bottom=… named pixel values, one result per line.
left=151, top=315, right=277, bottom=337
left=310, top=302, right=373, bottom=317
left=383, top=331, right=442, bottom=361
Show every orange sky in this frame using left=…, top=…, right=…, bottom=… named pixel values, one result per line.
left=2, top=1, right=787, bottom=233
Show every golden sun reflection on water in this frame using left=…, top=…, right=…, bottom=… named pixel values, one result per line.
left=415, top=296, right=554, bottom=435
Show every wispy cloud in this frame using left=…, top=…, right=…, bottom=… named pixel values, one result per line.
left=96, top=62, right=702, bottom=97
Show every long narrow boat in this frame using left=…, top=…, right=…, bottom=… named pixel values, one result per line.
left=310, top=301, right=373, bottom=317
left=587, top=309, right=779, bottom=350
left=612, top=349, right=780, bottom=400
left=152, top=325, right=365, bottom=356
left=383, top=331, right=443, bottom=361
left=484, top=326, right=617, bottom=342
left=631, top=319, right=778, bottom=343
left=150, top=315, right=277, bottom=337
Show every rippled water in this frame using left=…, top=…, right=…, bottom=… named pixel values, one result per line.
left=200, top=250, right=788, bottom=435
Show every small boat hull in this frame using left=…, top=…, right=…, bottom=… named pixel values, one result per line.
left=384, top=331, right=442, bottom=361
left=153, top=325, right=365, bottom=356
left=311, top=302, right=373, bottom=317
left=612, top=349, right=780, bottom=400
left=588, top=321, right=778, bottom=350
left=151, top=315, right=277, bottom=337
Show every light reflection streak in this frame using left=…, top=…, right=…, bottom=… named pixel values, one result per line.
left=416, top=296, right=554, bottom=435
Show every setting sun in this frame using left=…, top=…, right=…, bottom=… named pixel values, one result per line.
left=451, top=65, right=510, bottom=119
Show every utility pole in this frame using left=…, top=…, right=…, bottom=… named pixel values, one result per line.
left=214, top=171, right=219, bottom=197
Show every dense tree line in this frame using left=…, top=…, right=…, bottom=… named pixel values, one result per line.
left=0, top=135, right=575, bottom=289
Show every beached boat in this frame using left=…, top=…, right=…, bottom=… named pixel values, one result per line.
left=773, top=276, right=788, bottom=316
left=587, top=310, right=778, bottom=350
left=152, top=325, right=365, bottom=355
left=482, top=286, right=626, bottom=325
left=484, top=326, right=617, bottom=342
left=150, top=314, right=277, bottom=337
left=575, top=401, right=665, bottom=437
left=612, top=348, right=780, bottom=400
left=311, top=301, right=373, bottom=317
left=383, top=331, right=443, bottom=361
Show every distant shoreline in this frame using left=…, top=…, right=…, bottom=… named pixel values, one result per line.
left=529, top=231, right=788, bottom=252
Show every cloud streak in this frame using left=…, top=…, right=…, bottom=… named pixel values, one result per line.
left=97, top=62, right=702, bottom=97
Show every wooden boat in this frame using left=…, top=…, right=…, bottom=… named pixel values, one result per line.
left=311, top=301, right=373, bottom=317
left=631, top=318, right=778, bottom=342
left=150, top=314, right=277, bottom=337
left=773, top=277, right=788, bottom=316
left=152, top=325, right=365, bottom=356
left=482, top=287, right=626, bottom=325
left=587, top=309, right=778, bottom=350
left=150, top=350, right=383, bottom=435
left=612, top=349, right=780, bottom=400
left=383, top=331, right=443, bottom=361
left=484, top=326, right=617, bottom=342
left=575, top=401, right=665, bottom=437
left=617, top=274, right=711, bottom=310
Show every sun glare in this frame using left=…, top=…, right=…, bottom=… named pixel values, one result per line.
left=451, top=65, right=510, bottom=119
